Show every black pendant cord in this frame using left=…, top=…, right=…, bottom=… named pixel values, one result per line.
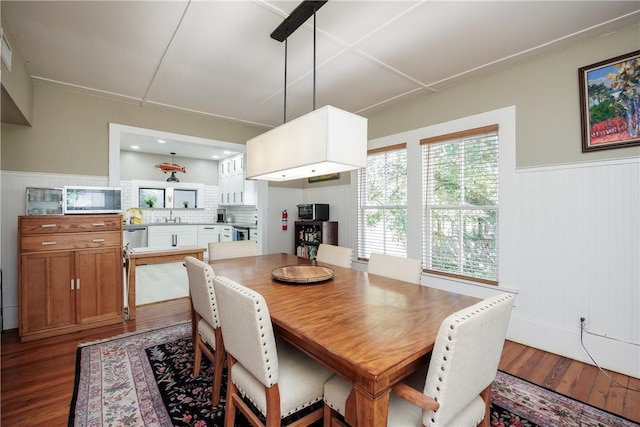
left=284, top=38, right=288, bottom=123
left=272, top=1, right=327, bottom=121
left=313, top=9, right=316, bottom=111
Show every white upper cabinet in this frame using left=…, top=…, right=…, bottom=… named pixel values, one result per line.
left=219, top=154, right=256, bottom=206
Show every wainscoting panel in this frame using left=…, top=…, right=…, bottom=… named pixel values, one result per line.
left=501, top=159, right=639, bottom=377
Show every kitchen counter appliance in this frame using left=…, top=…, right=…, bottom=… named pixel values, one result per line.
left=64, top=186, right=122, bottom=214
left=297, top=203, right=329, bottom=221
left=233, top=226, right=249, bottom=241
left=123, top=226, right=148, bottom=250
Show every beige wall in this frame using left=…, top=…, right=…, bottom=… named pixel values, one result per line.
left=1, top=80, right=265, bottom=175
left=367, top=24, right=640, bottom=168
left=2, top=24, right=638, bottom=176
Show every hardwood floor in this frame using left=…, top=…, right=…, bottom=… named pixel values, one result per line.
left=2, top=297, right=639, bottom=426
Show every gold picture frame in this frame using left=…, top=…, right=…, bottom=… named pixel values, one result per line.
left=308, top=173, right=340, bottom=183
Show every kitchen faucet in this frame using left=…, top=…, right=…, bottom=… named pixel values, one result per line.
left=165, top=209, right=181, bottom=223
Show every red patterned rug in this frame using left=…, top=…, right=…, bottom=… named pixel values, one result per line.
left=69, top=322, right=638, bottom=426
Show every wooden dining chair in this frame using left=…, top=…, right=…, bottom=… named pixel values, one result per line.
left=184, top=256, right=225, bottom=406
left=367, top=252, right=423, bottom=284
left=213, top=275, right=334, bottom=427
left=316, top=243, right=353, bottom=268
left=323, top=293, right=514, bottom=427
left=208, top=240, right=257, bottom=260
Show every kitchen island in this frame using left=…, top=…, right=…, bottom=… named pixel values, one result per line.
left=124, top=246, right=206, bottom=320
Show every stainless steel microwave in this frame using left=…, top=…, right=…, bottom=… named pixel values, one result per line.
left=63, top=186, right=122, bottom=214
left=297, top=203, right=329, bottom=221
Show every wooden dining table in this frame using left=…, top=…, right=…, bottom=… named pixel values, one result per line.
left=209, top=252, right=480, bottom=427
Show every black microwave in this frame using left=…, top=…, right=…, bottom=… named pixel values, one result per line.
left=297, top=204, right=329, bottom=221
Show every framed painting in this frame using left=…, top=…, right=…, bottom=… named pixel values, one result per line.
left=308, top=173, right=340, bottom=183
left=579, top=50, right=640, bottom=152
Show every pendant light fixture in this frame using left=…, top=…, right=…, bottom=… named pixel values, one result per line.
left=155, top=152, right=186, bottom=182
left=246, top=0, right=367, bottom=181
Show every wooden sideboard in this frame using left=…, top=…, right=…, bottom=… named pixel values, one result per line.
left=18, top=214, right=124, bottom=342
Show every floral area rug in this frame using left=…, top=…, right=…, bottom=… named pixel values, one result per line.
left=69, top=322, right=639, bottom=427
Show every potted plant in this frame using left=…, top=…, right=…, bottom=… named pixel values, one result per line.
left=144, top=197, right=156, bottom=208
left=183, top=201, right=189, bottom=208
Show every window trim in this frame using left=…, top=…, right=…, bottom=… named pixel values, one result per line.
left=421, top=124, right=500, bottom=285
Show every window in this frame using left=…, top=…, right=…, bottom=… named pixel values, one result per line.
left=357, top=144, right=407, bottom=259
left=139, top=188, right=165, bottom=208
left=421, top=125, right=499, bottom=284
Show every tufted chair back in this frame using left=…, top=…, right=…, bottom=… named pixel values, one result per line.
left=184, top=256, right=225, bottom=405
left=208, top=240, right=257, bottom=261
left=422, top=293, right=514, bottom=427
left=213, top=276, right=279, bottom=387
left=323, top=293, right=514, bottom=427
left=367, top=252, right=423, bottom=284
left=185, top=256, right=220, bottom=329
left=316, top=244, right=353, bottom=268
left=214, top=276, right=332, bottom=426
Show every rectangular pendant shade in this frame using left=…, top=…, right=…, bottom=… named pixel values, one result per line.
left=246, top=105, right=367, bottom=181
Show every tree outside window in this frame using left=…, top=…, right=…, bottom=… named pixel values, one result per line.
left=422, top=126, right=499, bottom=284
left=357, top=145, right=407, bottom=259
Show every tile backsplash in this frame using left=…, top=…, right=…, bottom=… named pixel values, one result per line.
left=120, top=181, right=256, bottom=224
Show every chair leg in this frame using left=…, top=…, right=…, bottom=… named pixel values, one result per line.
left=211, top=328, right=225, bottom=406
left=479, top=384, right=492, bottom=427
left=193, top=331, right=202, bottom=377
left=323, top=404, right=332, bottom=427
left=265, top=384, right=281, bottom=427
left=224, top=356, right=238, bottom=427
left=323, top=404, right=349, bottom=427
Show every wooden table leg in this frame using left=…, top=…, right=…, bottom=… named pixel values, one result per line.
left=352, top=386, right=391, bottom=427
left=128, top=259, right=137, bottom=320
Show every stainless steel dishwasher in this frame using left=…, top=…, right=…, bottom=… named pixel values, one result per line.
left=123, top=226, right=148, bottom=249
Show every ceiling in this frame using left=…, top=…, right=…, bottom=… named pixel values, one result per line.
left=3, top=1, right=639, bottom=159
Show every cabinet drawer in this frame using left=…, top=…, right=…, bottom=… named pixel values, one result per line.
left=21, top=232, right=121, bottom=252
left=20, top=215, right=122, bottom=235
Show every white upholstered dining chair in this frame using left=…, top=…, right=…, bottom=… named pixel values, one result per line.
left=367, top=252, right=423, bottom=284
left=208, top=239, right=257, bottom=260
left=213, top=276, right=334, bottom=427
left=323, top=293, right=514, bottom=427
left=184, top=256, right=225, bottom=406
left=315, top=243, right=353, bottom=268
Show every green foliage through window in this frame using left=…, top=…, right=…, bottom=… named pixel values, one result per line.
left=423, top=128, right=499, bottom=282
left=358, top=147, right=408, bottom=259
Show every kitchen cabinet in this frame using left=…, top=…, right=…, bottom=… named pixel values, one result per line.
left=197, top=225, right=220, bottom=259
left=219, top=154, right=256, bottom=206
left=18, top=214, right=123, bottom=342
left=148, top=225, right=198, bottom=248
left=294, top=221, right=338, bottom=260
left=220, top=225, right=233, bottom=242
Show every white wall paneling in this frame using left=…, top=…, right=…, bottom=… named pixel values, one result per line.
left=506, top=159, right=639, bottom=377
left=266, top=186, right=303, bottom=255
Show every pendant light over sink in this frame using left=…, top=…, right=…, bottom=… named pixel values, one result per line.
left=155, top=152, right=186, bottom=182
left=246, top=0, right=367, bottom=182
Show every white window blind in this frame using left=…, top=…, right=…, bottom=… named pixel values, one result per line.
left=357, top=144, right=407, bottom=260
left=421, top=125, right=499, bottom=284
